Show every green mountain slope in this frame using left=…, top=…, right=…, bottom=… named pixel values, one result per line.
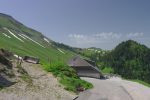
left=0, top=13, right=74, bottom=63
left=0, top=13, right=92, bottom=92
left=102, top=40, right=150, bottom=83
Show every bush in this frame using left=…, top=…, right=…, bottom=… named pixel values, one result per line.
left=43, top=61, right=93, bottom=93
left=43, top=62, right=78, bottom=78
left=60, top=76, right=93, bottom=92
left=101, top=67, right=114, bottom=74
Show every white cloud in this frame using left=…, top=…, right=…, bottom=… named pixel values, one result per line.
left=68, top=34, right=86, bottom=39
left=68, top=34, right=92, bottom=44
left=67, top=32, right=145, bottom=49
left=126, top=32, right=144, bottom=38
left=68, top=32, right=122, bottom=43
left=93, top=32, right=122, bottom=39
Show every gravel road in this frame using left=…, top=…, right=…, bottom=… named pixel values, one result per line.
left=76, top=77, right=150, bottom=100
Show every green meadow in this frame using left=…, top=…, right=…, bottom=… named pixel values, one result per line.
left=0, top=14, right=93, bottom=92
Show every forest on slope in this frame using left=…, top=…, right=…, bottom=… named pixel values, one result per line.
left=78, top=40, right=150, bottom=84
left=102, top=40, right=150, bottom=83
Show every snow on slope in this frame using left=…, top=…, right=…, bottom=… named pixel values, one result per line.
left=44, top=38, right=50, bottom=43
left=21, top=34, right=45, bottom=48
left=57, top=48, right=65, bottom=54
left=18, top=34, right=27, bottom=40
left=3, top=27, right=45, bottom=48
left=3, top=27, right=24, bottom=42
left=2, top=33, right=11, bottom=38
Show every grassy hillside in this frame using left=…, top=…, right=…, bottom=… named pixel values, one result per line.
left=0, top=13, right=92, bottom=92
left=0, top=13, right=74, bottom=63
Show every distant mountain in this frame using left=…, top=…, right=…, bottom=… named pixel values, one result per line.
left=103, top=40, right=150, bottom=83
left=0, top=13, right=75, bottom=63
left=73, top=47, right=109, bottom=62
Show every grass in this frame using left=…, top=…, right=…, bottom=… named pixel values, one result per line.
left=100, top=65, right=150, bottom=88
left=60, top=76, right=93, bottom=92
left=101, top=67, right=114, bottom=74
left=43, top=61, right=93, bottom=93
left=0, top=29, right=75, bottom=64
left=43, top=61, right=78, bottom=78
left=128, top=79, right=150, bottom=87
left=101, top=66, right=150, bottom=88
left=0, top=15, right=75, bottom=64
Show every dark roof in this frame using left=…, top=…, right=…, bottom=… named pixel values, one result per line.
left=68, top=56, right=100, bottom=72
left=68, top=56, right=91, bottom=67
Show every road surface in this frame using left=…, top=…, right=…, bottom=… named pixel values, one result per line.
left=76, top=77, right=150, bottom=100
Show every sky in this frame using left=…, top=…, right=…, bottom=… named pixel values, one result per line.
left=0, top=0, right=150, bottom=50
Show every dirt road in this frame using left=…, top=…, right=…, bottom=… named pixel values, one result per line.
left=76, top=77, right=150, bottom=100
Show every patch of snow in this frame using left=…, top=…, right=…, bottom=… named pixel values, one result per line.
left=57, top=48, right=65, bottom=54
left=21, top=34, right=45, bottom=48
left=88, top=49, right=94, bottom=51
left=98, top=51, right=101, bottom=53
left=18, top=34, right=27, bottom=40
left=2, top=33, right=11, bottom=38
left=14, top=54, right=23, bottom=60
left=3, top=28, right=24, bottom=42
left=44, top=38, right=50, bottom=43
left=95, top=50, right=98, bottom=52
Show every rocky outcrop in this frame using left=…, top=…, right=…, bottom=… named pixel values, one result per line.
left=0, top=49, right=14, bottom=88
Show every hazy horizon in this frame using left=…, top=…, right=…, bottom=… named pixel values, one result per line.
left=0, top=0, right=150, bottom=50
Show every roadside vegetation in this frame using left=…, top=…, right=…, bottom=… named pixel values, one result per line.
left=127, top=79, right=150, bottom=87
left=43, top=61, right=93, bottom=93
left=101, top=67, right=114, bottom=74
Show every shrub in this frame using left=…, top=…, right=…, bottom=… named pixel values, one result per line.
left=101, top=67, right=114, bottom=74
left=60, top=76, right=93, bottom=92
left=43, top=62, right=78, bottom=78
left=43, top=61, right=93, bottom=93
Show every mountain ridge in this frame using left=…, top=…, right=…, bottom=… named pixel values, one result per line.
left=0, top=13, right=75, bottom=63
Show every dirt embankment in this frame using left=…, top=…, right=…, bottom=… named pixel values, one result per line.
left=0, top=57, right=76, bottom=100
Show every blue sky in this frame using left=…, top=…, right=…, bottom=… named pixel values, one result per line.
left=0, top=0, right=150, bottom=50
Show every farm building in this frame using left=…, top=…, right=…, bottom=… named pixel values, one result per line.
left=68, top=56, right=102, bottom=79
